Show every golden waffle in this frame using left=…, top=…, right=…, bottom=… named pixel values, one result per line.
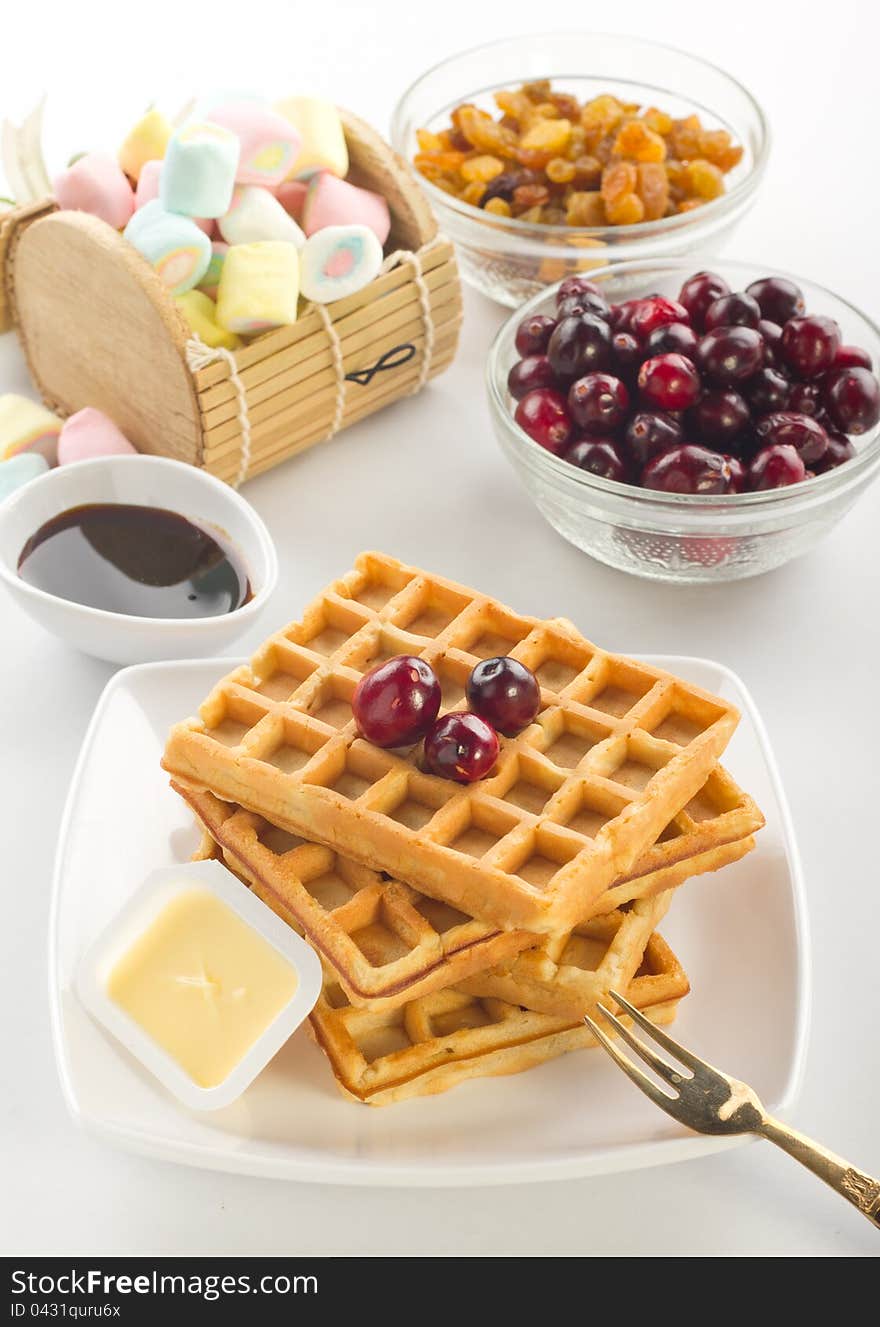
left=164, top=552, right=740, bottom=933
left=178, top=763, right=758, bottom=1010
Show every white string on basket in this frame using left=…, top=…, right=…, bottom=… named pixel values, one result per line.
left=185, top=336, right=252, bottom=490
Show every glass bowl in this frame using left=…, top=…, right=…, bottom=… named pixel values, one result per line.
left=487, top=258, right=880, bottom=583
left=391, top=33, right=769, bottom=307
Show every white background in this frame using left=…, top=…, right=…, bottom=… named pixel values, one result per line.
left=2, top=0, right=878, bottom=1257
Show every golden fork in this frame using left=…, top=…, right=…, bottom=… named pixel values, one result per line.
left=586, top=991, right=880, bottom=1230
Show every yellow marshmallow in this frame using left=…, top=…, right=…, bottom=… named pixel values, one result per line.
left=0, top=393, right=62, bottom=464
left=174, top=290, right=241, bottom=350
left=216, top=242, right=300, bottom=335
left=119, top=110, right=173, bottom=182
left=275, top=96, right=348, bottom=180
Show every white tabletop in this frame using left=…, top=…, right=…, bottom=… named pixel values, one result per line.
left=2, top=0, right=878, bottom=1257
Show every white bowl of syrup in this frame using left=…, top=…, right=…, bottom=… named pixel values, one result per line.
left=0, top=455, right=278, bottom=664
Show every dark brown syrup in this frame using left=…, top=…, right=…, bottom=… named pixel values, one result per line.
left=17, top=503, right=252, bottom=619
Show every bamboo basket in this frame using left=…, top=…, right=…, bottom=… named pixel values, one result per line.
left=0, top=110, right=463, bottom=485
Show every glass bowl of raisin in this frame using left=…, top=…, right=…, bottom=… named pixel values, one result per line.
left=391, top=32, right=769, bottom=307
left=486, top=258, right=880, bottom=582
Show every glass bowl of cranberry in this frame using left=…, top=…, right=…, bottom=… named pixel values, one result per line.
left=487, top=258, right=880, bottom=582
left=391, top=33, right=768, bottom=306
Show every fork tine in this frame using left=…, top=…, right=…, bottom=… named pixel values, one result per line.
left=609, top=989, right=705, bottom=1073
left=596, top=1002, right=682, bottom=1091
left=583, top=1014, right=678, bottom=1112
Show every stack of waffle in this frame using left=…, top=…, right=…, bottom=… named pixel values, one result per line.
left=163, top=552, right=763, bottom=1105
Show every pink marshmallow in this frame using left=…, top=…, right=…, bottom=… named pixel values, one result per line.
left=206, top=102, right=302, bottom=187
left=57, top=408, right=137, bottom=465
left=302, top=171, right=390, bottom=244
left=54, top=152, right=135, bottom=230
left=136, top=159, right=213, bottom=234
left=274, top=180, right=308, bottom=221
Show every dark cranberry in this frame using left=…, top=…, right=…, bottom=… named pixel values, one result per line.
left=568, top=372, right=630, bottom=432
left=822, top=366, right=880, bottom=435
left=722, top=454, right=748, bottom=492
left=787, top=381, right=824, bottom=419
left=780, top=315, right=841, bottom=378
left=609, top=298, right=640, bottom=332
left=514, top=388, right=573, bottom=454
left=690, top=389, right=749, bottom=447
left=547, top=314, right=612, bottom=381
left=696, top=327, right=765, bottom=385
left=749, top=444, right=806, bottom=490
left=630, top=296, right=690, bottom=341
left=833, top=344, right=873, bottom=371
left=638, top=353, right=701, bottom=410
left=352, top=656, right=441, bottom=748
left=678, top=271, right=731, bottom=329
left=644, top=322, right=698, bottom=359
left=556, top=276, right=602, bottom=306
left=557, top=292, right=611, bottom=320
left=423, top=712, right=499, bottom=783
left=565, top=436, right=628, bottom=481
left=746, top=276, right=805, bottom=326
left=758, top=320, right=784, bottom=367
left=466, top=657, right=540, bottom=736
left=754, top=411, right=829, bottom=464
left=814, top=430, right=856, bottom=472
left=507, top=354, right=557, bottom=400
left=624, top=411, right=683, bottom=467
left=515, top=313, right=556, bottom=358
left=611, top=331, right=642, bottom=377
left=642, top=444, right=744, bottom=495
left=704, top=291, right=761, bottom=331
left=746, top=367, right=791, bottom=414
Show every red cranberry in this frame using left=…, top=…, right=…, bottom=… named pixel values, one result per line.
left=611, top=331, right=642, bottom=377
left=557, top=276, right=603, bottom=306
left=833, top=344, right=872, bottom=371
left=787, top=381, right=824, bottom=419
left=746, top=277, right=805, bottom=325
left=423, top=712, right=499, bottom=783
left=514, top=388, right=573, bottom=454
left=547, top=314, right=612, bottom=381
left=565, top=436, right=628, bottom=481
left=696, top=326, right=765, bottom=384
left=758, top=320, right=784, bottom=367
left=630, top=296, right=690, bottom=341
left=642, top=444, right=745, bottom=494
left=609, top=298, right=640, bottom=332
left=690, top=389, right=749, bottom=446
left=353, top=656, right=441, bottom=748
left=822, top=366, right=880, bottom=435
left=746, top=367, right=791, bottom=414
left=557, top=292, right=611, bottom=320
left=780, top=315, right=841, bottom=378
left=466, top=657, right=540, bottom=736
left=644, top=322, right=698, bottom=359
left=749, top=444, right=806, bottom=490
left=568, top=372, right=630, bottom=432
left=704, top=291, right=761, bottom=330
left=624, top=411, right=683, bottom=467
left=754, top=411, right=829, bottom=464
left=507, top=354, right=557, bottom=400
left=814, top=430, right=856, bottom=472
left=514, top=313, right=556, bottom=358
left=678, top=271, right=731, bottom=329
left=638, top=353, right=701, bottom=410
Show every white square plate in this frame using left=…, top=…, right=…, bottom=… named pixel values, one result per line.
left=50, top=656, right=809, bottom=1187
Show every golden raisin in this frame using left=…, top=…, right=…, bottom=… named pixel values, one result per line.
left=416, top=129, right=444, bottom=153
left=517, top=117, right=572, bottom=164
left=684, top=159, right=724, bottom=200
left=546, top=157, right=576, bottom=184
left=571, top=155, right=602, bottom=188
left=581, top=94, right=625, bottom=135
left=642, top=107, right=673, bottom=136
left=512, top=183, right=551, bottom=210
left=613, top=120, right=666, bottom=164
left=566, top=191, right=606, bottom=226
left=461, top=180, right=487, bottom=206
left=461, top=154, right=505, bottom=182
left=605, top=192, right=645, bottom=225
left=493, top=89, right=533, bottom=123
left=636, top=162, right=669, bottom=220
left=669, top=114, right=702, bottom=161
left=601, top=160, right=638, bottom=203
left=522, top=80, right=552, bottom=102
left=457, top=105, right=517, bottom=155
left=698, top=130, right=744, bottom=173
left=483, top=196, right=511, bottom=216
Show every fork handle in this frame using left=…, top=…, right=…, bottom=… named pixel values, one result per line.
left=760, top=1115, right=880, bottom=1229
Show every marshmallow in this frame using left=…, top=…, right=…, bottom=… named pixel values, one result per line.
left=216, top=241, right=299, bottom=334
left=218, top=185, right=305, bottom=247
left=58, top=408, right=137, bottom=465
left=303, top=171, right=390, bottom=244
left=136, top=164, right=213, bottom=235
left=197, top=241, right=229, bottom=299
left=206, top=102, right=301, bottom=187
left=0, top=395, right=62, bottom=465
left=275, top=180, right=308, bottom=220
left=124, top=200, right=212, bottom=295
left=160, top=122, right=239, bottom=219
left=0, top=452, right=49, bottom=501
left=54, top=152, right=135, bottom=230
left=175, top=290, right=241, bottom=349
left=275, top=97, right=348, bottom=179
left=118, top=110, right=173, bottom=182
left=300, top=225, right=382, bottom=303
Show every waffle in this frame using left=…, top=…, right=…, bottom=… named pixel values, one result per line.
left=163, top=552, right=740, bottom=933
left=178, top=763, right=758, bottom=1010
